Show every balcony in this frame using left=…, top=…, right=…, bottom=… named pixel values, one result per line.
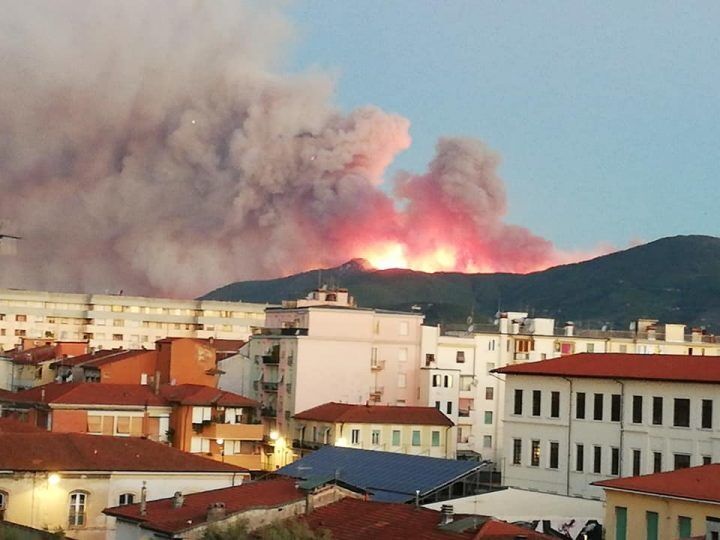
left=252, top=327, right=309, bottom=337
left=262, top=355, right=280, bottom=365
left=261, top=407, right=277, bottom=418
left=262, top=381, right=279, bottom=392
left=201, top=422, right=264, bottom=441
left=458, top=409, right=472, bottom=418
left=369, top=386, right=384, bottom=402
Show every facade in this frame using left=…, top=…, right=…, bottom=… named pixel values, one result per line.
left=419, top=314, right=720, bottom=463
left=292, top=401, right=455, bottom=459
left=594, top=464, right=720, bottom=540
left=105, top=477, right=364, bottom=540
left=495, top=353, right=720, bottom=499
left=0, top=288, right=268, bottom=351
left=0, top=431, right=247, bottom=540
left=219, top=287, right=424, bottom=467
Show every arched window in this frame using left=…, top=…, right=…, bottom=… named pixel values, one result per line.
left=68, top=491, right=88, bottom=527
left=0, top=490, right=8, bottom=519
left=118, top=493, right=135, bottom=505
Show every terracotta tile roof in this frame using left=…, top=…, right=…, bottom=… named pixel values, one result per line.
left=0, top=417, right=44, bottom=433
left=159, top=384, right=259, bottom=408
left=593, top=463, right=720, bottom=503
left=52, top=348, right=132, bottom=367
left=294, top=402, right=454, bottom=427
left=0, top=432, right=245, bottom=473
left=4, top=345, right=58, bottom=365
left=79, top=349, right=155, bottom=368
left=302, top=498, right=475, bottom=540
left=104, top=478, right=304, bottom=534
left=493, top=353, right=720, bottom=384
left=473, top=519, right=555, bottom=539
left=7, top=382, right=167, bottom=406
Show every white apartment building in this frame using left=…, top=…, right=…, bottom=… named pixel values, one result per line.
left=419, top=314, right=720, bottom=464
left=218, top=287, right=424, bottom=466
left=495, top=353, right=720, bottom=500
left=0, top=288, right=268, bottom=351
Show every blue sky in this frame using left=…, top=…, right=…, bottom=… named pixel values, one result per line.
left=286, top=1, right=720, bottom=251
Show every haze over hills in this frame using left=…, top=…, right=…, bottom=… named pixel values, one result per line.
left=203, top=235, right=720, bottom=331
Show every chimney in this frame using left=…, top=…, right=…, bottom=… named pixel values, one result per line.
left=563, top=322, right=574, bottom=337
left=206, top=502, right=226, bottom=522
left=172, top=491, right=184, bottom=509
left=440, top=504, right=454, bottom=525
left=140, top=482, right=147, bottom=516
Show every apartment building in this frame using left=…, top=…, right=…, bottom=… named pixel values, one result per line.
left=495, top=353, right=720, bottom=499
left=219, top=287, right=424, bottom=466
left=594, top=464, right=720, bottom=540
left=0, top=340, right=89, bottom=390
left=419, top=314, right=720, bottom=463
left=292, top=401, right=455, bottom=459
left=0, top=288, right=267, bottom=351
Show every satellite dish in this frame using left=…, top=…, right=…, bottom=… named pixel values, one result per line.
left=467, top=325, right=475, bottom=333
left=466, top=316, right=474, bottom=325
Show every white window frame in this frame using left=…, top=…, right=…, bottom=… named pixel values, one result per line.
left=68, top=491, right=88, bottom=528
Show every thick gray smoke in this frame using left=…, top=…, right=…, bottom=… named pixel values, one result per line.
left=0, top=1, right=564, bottom=297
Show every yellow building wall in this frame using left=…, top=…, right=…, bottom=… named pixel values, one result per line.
left=604, top=490, right=720, bottom=540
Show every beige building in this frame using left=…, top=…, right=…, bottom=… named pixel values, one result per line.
left=0, top=430, right=247, bottom=540
left=293, top=401, right=455, bottom=459
left=594, top=463, right=720, bottom=540
left=219, top=287, right=424, bottom=467
left=0, top=288, right=268, bottom=351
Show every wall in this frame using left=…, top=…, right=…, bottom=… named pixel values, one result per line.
left=603, top=489, right=720, bottom=540
left=98, top=351, right=158, bottom=385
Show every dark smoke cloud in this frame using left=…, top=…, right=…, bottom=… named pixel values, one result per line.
left=0, top=1, right=575, bottom=297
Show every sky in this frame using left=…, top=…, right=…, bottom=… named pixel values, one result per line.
left=287, top=1, right=720, bottom=251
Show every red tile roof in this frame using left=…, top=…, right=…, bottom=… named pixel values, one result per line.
left=493, top=353, right=720, bottom=384
left=593, top=463, right=720, bottom=504
left=52, top=348, right=133, bottom=367
left=302, top=498, right=474, bottom=540
left=4, top=345, right=58, bottom=365
left=474, top=520, right=555, bottom=540
left=0, top=417, right=44, bottom=433
left=159, top=384, right=259, bottom=408
left=0, top=432, right=245, bottom=473
left=105, top=478, right=304, bottom=534
left=8, top=382, right=167, bottom=407
left=294, top=402, right=454, bottom=427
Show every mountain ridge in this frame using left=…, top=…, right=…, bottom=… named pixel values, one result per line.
left=203, top=235, right=720, bottom=330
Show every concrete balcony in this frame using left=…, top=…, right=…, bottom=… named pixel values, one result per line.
left=200, top=422, right=264, bottom=441
left=262, top=381, right=279, bottom=392
left=207, top=452, right=263, bottom=470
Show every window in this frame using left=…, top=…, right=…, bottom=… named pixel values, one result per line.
left=425, top=353, right=435, bottom=365
left=531, top=440, right=540, bottom=467
left=674, top=453, right=691, bottom=470
left=611, top=394, right=621, bottom=422
left=674, top=398, right=690, bottom=427
left=14, top=329, right=25, bottom=336
left=112, top=334, right=123, bottom=341
left=391, top=430, right=401, bottom=446
left=460, top=376, right=473, bottom=391
left=652, top=397, right=663, bottom=425
left=486, top=362, right=495, bottom=373
left=678, top=516, right=692, bottom=539
left=118, top=493, right=135, bottom=505
left=443, top=375, right=452, bottom=388
left=483, top=435, right=492, bottom=448
left=116, top=416, right=131, bottom=434
left=532, top=390, right=541, bottom=416
left=513, top=439, right=522, bottom=465
left=611, top=447, right=620, bottom=475
left=397, top=373, right=406, bottom=388
left=703, top=455, right=712, bottom=465
left=432, top=374, right=441, bottom=387
left=593, top=393, right=603, bottom=420
left=456, top=351, right=465, bottom=363
left=371, top=430, right=380, bottom=446
left=446, top=402, right=452, bottom=415
left=646, top=511, right=659, bottom=540
left=87, top=415, right=102, bottom=434
left=654, top=452, right=662, bottom=473
left=593, top=446, right=602, bottom=473
left=15, top=314, right=27, bottom=322
left=549, top=442, right=559, bottom=469
left=633, top=449, right=641, bottom=476
left=0, top=490, right=7, bottom=514
left=68, top=491, right=87, bottom=527
left=485, top=387, right=494, bottom=400
left=576, top=392, right=586, bottom=419
left=576, top=444, right=584, bottom=472
left=550, top=391, right=560, bottom=418
left=411, top=430, right=421, bottom=446
left=514, top=389, right=523, bottom=415
left=435, top=401, right=441, bottom=410
left=586, top=342, right=595, bottom=353
left=431, top=431, right=440, bottom=447
left=399, top=321, right=409, bottom=335
left=484, top=411, right=493, bottom=425
left=632, top=395, right=643, bottom=424
left=702, top=399, right=713, bottom=429
left=351, top=429, right=360, bottom=445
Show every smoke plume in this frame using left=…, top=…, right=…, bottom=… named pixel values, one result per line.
left=0, top=1, right=582, bottom=297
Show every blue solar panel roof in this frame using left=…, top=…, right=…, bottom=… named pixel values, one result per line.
left=277, top=446, right=485, bottom=503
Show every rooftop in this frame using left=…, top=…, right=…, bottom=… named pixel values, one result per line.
left=0, top=417, right=45, bottom=433
left=0, top=432, right=245, bottom=473
left=278, top=446, right=488, bottom=503
left=294, top=402, right=453, bottom=427
left=159, top=384, right=259, bottom=408
left=52, top=348, right=146, bottom=367
left=493, top=353, right=720, bottom=384
left=6, top=382, right=167, bottom=407
left=593, top=463, right=720, bottom=504
left=105, top=478, right=302, bottom=534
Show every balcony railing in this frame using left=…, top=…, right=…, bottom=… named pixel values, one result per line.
left=262, top=382, right=279, bottom=392
left=261, top=407, right=277, bottom=418
left=458, top=409, right=471, bottom=418
left=262, top=355, right=280, bottom=365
